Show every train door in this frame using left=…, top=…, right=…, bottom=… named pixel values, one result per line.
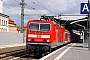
left=64, top=31, right=70, bottom=43
left=65, top=32, right=67, bottom=43
left=63, top=31, right=65, bottom=44
left=56, top=30, right=58, bottom=46
left=59, top=29, right=63, bottom=44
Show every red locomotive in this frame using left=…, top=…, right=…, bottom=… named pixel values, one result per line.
left=26, top=19, right=70, bottom=56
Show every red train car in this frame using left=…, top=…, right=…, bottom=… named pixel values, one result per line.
left=26, top=20, right=70, bottom=55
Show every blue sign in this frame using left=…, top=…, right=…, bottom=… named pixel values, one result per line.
left=80, top=3, right=90, bottom=14
left=79, top=30, right=83, bottom=34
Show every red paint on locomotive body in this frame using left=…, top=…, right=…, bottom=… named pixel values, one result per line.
left=26, top=20, right=52, bottom=43
left=26, top=20, right=70, bottom=53
left=26, top=20, right=70, bottom=44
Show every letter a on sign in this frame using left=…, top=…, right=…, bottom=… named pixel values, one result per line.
left=80, top=3, right=90, bottom=14
left=82, top=4, right=89, bottom=12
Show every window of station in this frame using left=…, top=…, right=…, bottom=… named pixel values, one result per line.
left=2, top=28, right=4, bottom=32
left=2, top=28, right=3, bottom=32
left=4, top=20, right=5, bottom=26
left=3, top=28, right=4, bottom=32
left=1, top=28, right=3, bottom=32
left=4, top=29, right=5, bottom=32
left=4, top=17, right=5, bottom=19
left=6, top=29, right=7, bottom=32
left=2, top=20, right=3, bottom=26
left=2, top=17, right=4, bottom=19
left=0, top=28, right=1, bottom=32
left=6, top=21, right=7, bottom=26
left=4, top=29, right=6, bottom=32
left=0, top=16, right=1, bottom=18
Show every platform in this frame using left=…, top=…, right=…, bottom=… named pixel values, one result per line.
left=0, top=43, right=26, bottom=54
left=40, top=43, right=90, bottom=60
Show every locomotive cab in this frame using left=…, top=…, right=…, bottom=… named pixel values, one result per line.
left=27, top=22, right=51, bottom=43
left=26, top=20, right=52, bottom=54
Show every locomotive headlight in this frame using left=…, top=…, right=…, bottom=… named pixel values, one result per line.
left=28, top=39, right=31, bottom=41
left=47, top=40, right=50, bottom=42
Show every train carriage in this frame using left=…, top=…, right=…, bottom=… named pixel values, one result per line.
left=26, top=20, right=70, bottom=55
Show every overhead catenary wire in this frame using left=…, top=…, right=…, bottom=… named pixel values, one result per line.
left=14, top=0, right=39, bottom=14
left=14, top=0, right=36, bottom=10
left=61, top=20, right=69, bottom=26
left=65, top=0, right=79, bottom=13
left=25, top=0, right=36, bottom=10
left=14, top=0, right=44, bottom=19
left=12, top=0, right=87, bottom=20
left=25, top=4, right=36, bottom=10
left=66, top=0, right=75, bottom=6
left=35, top=0, right=54, bottom=15
left=45, top=0, right=53, bottom=14
left=50, top=0, right=60, bottom=12
left=24, top=0, right=46, bottom=15
left=14, top=0, right=82, bottom=16
left=25, top=0, right=44, bottom=16
left=29, top=0, right=57, bottom=15
left=27, top=0, right=54, bottom=15
left=29, top=0, right=36, bottom=4
left=61, top=0, right=80, bottom=14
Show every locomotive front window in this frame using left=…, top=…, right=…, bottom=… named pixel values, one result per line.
left=40, top=24, right=50, bottom=31
left=29, top=23, right=39, bottom=30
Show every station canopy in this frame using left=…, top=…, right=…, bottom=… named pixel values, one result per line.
left=54, top=13, right=88, bottom=33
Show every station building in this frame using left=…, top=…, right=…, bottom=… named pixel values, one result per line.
left=17, top=26, right=27, bottom=33
left=8, top=18, right=17, bottom=33
left=0, top=13, right=9, bottom=32
left=0, top=0, right=9, bottom=32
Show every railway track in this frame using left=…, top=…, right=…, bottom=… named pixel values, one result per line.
left=0, top=49, right=41, bottom=60
left=0, top=43, right=70, bottom=60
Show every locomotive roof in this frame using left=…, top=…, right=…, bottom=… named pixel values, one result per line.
left=28, top=20, right=69, bottom=31
left=28, top=20, right=55, bottom=23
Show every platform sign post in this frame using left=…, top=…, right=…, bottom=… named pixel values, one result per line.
left=80, top=2, right=90, bottom=50
left=88, top=0, right=90, bottom=50
left=89, top=15, right=90, bottom=50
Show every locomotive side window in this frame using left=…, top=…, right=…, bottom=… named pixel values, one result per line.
left=54, top=25, right=56, bottom=32
left=40, top=24, right=50, bottom=31
left=65, top=33, right=69, bottom=38
left=29, top=23, right=39, bottom=30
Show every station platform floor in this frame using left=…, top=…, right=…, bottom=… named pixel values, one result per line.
left=0, top=43, right=25, bottom=49
left=40, top=43, right=90, bottom=60
left=0, top=43, right=26, bottom=54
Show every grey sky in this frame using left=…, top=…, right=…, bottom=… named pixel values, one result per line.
left=2, top=0, right=87, bottom=26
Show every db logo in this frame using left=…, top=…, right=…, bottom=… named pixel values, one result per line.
left=37, top=35, right=41, bottom=38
